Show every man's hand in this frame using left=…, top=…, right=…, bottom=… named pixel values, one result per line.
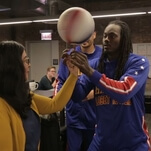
left=70, top=51, right=94, bottom=77
left=62, top=49, right=79, bottom=77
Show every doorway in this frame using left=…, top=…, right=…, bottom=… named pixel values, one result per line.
left=26, top=40, right=59, bottom=82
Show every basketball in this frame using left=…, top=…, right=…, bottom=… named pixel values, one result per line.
left=57, top=7, right=95, bottom=44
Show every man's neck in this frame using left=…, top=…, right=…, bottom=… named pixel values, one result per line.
left=81, top=45, right=95, bottom=54
left=107, top=52, right=119, bottom=61
left=107, top=55, right=119, bottom=61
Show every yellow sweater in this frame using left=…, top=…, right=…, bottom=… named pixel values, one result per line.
left=0, top=74, right=77, bottom=151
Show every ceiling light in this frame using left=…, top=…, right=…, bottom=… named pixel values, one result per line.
left=33, top=18, right=59, bottom=22
left=92, top=12, right=146, bottom=18
left=0, top=21, right=32, bottom=25
left=32, top=12, right=146, bottom=23
left=0, top=7, right=149, bottom=25
left=0, top=8, right=11, bottom=12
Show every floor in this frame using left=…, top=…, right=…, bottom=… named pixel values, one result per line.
left=145, top=114, right=151, bottom=137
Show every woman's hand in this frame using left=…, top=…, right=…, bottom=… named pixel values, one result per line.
left=66, top=60, right=79, bottom=77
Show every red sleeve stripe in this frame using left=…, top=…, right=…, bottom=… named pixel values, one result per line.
left=99, top=75, right=137, bottom=94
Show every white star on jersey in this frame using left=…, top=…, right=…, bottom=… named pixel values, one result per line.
left=140, top=66, right=144, bottom=70
left=135, top=71, right=138, bottom=75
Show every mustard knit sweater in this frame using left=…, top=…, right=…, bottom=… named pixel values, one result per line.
left=0, top=74, right=77, bottom=151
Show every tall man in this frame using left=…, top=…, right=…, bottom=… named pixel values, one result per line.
left=66, top=20, right=151, bottom=151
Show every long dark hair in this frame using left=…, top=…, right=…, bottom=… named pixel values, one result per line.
left=0, top=41, right=32, bottom=118
left=98, top=20, right=133, bottom=80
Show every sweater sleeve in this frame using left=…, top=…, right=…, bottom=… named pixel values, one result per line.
left=55, top=58, right=69, bottom=94
left=71, top=55, right=149, bottom=103
left=89, top=56, right=149, bottom=102
left=32, top=73, right=77, bottom=114
left=0, top=108, right=13, bottom=151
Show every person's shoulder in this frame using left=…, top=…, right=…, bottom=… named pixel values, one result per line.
left=95, top=45, right=102, bottom=50
left=89, top=57, right=100, bottom=69
left=129, top=53, right=149, bottom=63
left=127, top=53, right=149, bottom=67
left=0, top=97, right=12, bottom=113
left=67, top=46, right=81, bottom=54
left=41, top=75, right=47, bottom=80
left=39, top=75, right=48, bottom=84
left=95, top=45, right=103, bottom=54
left=0, top=97, right=8, bottom=106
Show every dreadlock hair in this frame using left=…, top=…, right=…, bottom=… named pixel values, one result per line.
left=98, top=20, right=133, bottom=80
left=0, top=41, right=32, bottom=118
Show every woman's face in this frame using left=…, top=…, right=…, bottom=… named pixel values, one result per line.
left=22, top=50, right=30, bottom=80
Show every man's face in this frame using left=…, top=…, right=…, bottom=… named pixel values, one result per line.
left=48, top=68, right=56, bottom=78
left=80, top=32, right=96, bottom=48
left=102, top=24, right=121, bottom=55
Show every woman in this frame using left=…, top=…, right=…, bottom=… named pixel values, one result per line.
left=0, top=41, right=78, bottom=151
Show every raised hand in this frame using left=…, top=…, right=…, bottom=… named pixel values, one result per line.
left=62, top=49, right=71, bottom=65
left=66, top=60, right=79, bottom=77
left=62, top=49, right=79, bottom=77
left=70, top=51, right=94, bottom=77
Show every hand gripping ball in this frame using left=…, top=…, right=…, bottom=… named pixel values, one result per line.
left=57, top=7, right=95, bottom=44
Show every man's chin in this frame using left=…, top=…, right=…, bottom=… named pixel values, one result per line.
left=82, top=42, right=88, bottom=45
left=81, top=44, right=89, bottom=48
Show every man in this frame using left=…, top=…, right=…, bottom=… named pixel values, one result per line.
left=38, top=66, right=56, bottom=90
left=56, top=31, right=102, bottom=151
left=67, top=20, right=151, bottom=151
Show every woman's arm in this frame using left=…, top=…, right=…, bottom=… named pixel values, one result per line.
left=33, top=73, right=78, bottom=114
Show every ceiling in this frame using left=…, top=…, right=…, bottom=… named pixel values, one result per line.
left=0, top=0, right=53, bottom=18
left=0, top=0, right=150, bottom=25
left=0, top=0, right=121, bottom=19
left=0, top=0, right=78, bottom=18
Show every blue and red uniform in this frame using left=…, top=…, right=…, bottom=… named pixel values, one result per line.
left=72, top=53, right=151, bottom=151
left=56, top=45, right=102, bottom=151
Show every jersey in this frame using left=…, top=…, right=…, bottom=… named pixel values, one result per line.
left=56, top=45, right=102, bottom=129
left=71, top=53, right=151, bottom=150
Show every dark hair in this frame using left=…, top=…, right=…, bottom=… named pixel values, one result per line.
left=0, top=41, right=32, bottom=118
left=98, top=20, right=133, bottom=80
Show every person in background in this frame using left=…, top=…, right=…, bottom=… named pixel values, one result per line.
left=56, top=31, right=102, bottom=151
left=0, top=40, right=78, bottom=151
left=65, top=20, right=151, bottom=151
left=38, top=66, right=59, bottom=151
left=38, top=66, right=57, bottom=90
